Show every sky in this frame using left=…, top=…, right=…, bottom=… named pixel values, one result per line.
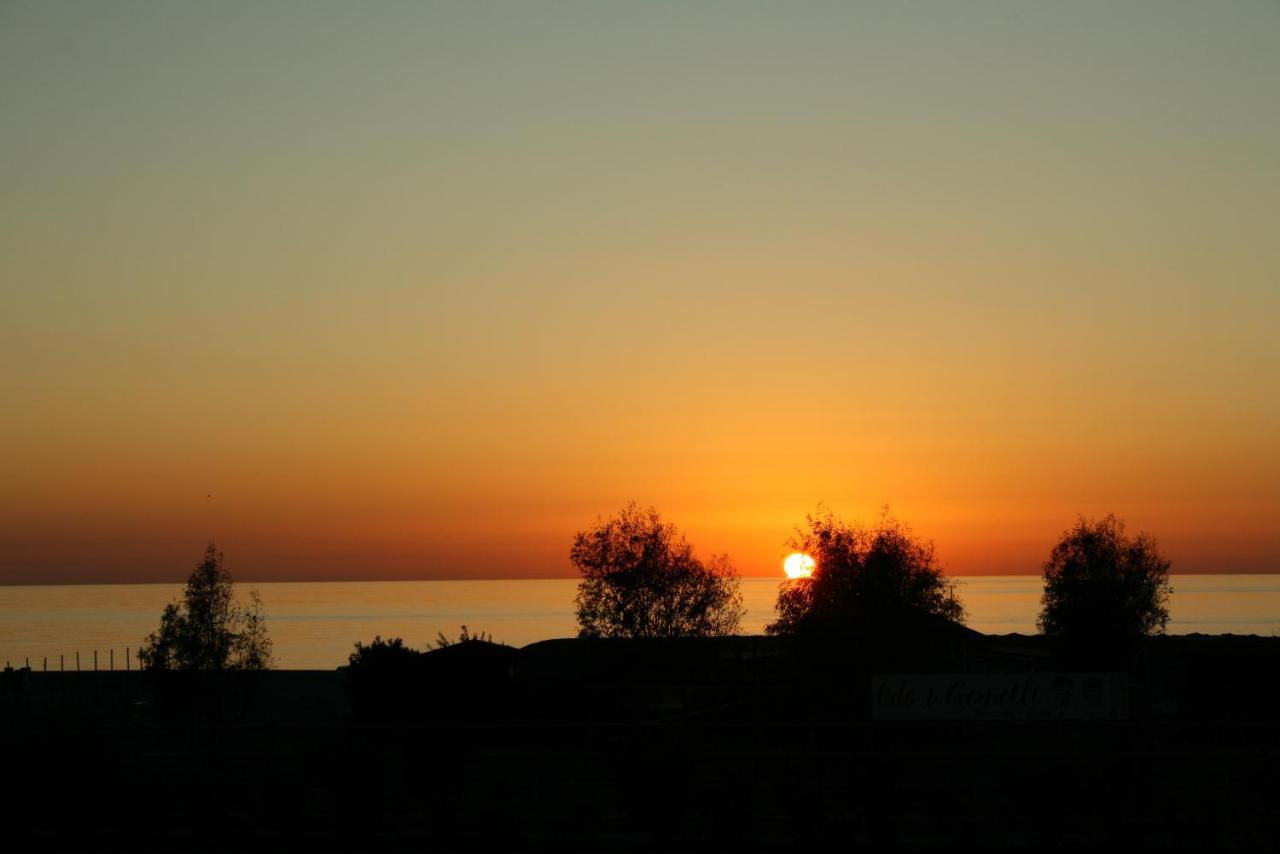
left=2, top=1, right=1277, bottom=584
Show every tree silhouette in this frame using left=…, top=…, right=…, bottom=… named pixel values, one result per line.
left=572, top=502, right=744, bottom=638
left=767, top=507, right=964, bottom=635
left=1037, top=514, right=1172, bottom=640
left=138, top=544, right=274, bottom=670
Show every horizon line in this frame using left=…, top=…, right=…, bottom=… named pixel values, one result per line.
left=2, top=568, right=1276, bottom=588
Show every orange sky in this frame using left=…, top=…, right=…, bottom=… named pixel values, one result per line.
left=2, top=3, right=1277, bottom=583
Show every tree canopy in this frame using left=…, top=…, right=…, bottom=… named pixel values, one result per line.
left=1037, top=514, right=1172, bottom=640
left=767, top=507, right=965, bottom=635
left=138, top=544, right=274, bottom=670
left=572, top=503, right=744, bottom=638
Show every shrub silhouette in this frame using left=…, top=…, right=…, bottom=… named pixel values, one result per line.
left=346, top=636, right=423, bottom=721
left=768, top=507, right=964, bottom=636
left=1038, top=514, right=1172, bottom=640
left=573, top=502, right=744, bottom=638
left=138, top=543, right=273, bottom=670
left=348, top=635, right=420, bottom=670
left=346, top=629, right=514, bottom=722
left=433, top=625, right=493, bottom=648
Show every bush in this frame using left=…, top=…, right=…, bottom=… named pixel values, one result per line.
left=432, top=625, right=492, bottom=649
left=1037, top=514, right=1172, bottom=640
left=346, top=629, right=513, bottom=723
left=348, top=635, right=420, bottom=670
left=767, top=507, right=964, bottom=636
left=572, top=502, right=744, bottom=638
left=138, top=544, right=273, bottom=670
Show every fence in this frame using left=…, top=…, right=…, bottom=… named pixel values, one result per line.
left=4, top=647, right=134, bottom=673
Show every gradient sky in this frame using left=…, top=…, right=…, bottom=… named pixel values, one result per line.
left=2, top=1, right=1277, bottom=583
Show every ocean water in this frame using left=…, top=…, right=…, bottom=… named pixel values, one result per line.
left=2, top=575, right=1278, bottom=670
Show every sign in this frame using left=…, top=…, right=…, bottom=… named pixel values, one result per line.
left=871, top=673, right=1129, bottom=720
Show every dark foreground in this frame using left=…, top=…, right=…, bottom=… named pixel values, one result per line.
left=4, top=630, right=1280, bottom=851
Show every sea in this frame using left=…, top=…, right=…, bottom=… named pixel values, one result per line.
left=3, top=575, right=1279, bottom=670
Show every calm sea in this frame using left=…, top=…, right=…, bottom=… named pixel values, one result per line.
left=2, top=575, right=1278, bottom=670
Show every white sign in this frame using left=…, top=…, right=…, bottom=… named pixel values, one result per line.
left=871, top=674, right=1128, bottom=720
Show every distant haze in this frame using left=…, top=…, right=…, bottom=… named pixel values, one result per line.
left=2, top=2, right=1277, bottom=583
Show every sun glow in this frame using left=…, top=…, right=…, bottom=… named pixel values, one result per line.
left=783, top=552, right=815, bottom=579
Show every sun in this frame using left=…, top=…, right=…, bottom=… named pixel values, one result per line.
left=783, top=552, right=815, bottom=579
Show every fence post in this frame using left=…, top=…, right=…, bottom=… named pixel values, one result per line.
left=126, top=647, right=131, bottom=672
left=25, top=657, right=29, bottom=669
left=76, top=652, right=80, bottom=672
left=43, top=657, right=47, bottom=672
left=93, top=650, right=97, bottom=672
left=110, top=649, right=114, bottom=671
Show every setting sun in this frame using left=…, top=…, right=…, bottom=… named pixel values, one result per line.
left=783, top=552, right=816, bottom=579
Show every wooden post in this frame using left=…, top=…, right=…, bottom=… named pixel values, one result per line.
left=75, top=652, right=80, bottom=671
left=25, top=657, right=29, bottom=669
left=43, top=657, right=47, bottom=672
left=110, top=649, right=114, bottom=671
left=126, top=647, right=131, bottom=672
left=93, top=650, right=97, bottom=672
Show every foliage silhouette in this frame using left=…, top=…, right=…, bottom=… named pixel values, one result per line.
left=433, top=624, right=493, bottom=648
left=1037, top=514, right=1172, bottom=640
left=138, top=544, right=273, bottom=670
left=573, top=502, right=744, bottom=638
left=346, top=636, right=423, bottom=722
left=346, top=629, right=514, bottom=723
left=348, top=627, right=499, bottom=671
left=348, top=635, right=420, bottom=670
left=767, top=507, right=964, bottom=636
